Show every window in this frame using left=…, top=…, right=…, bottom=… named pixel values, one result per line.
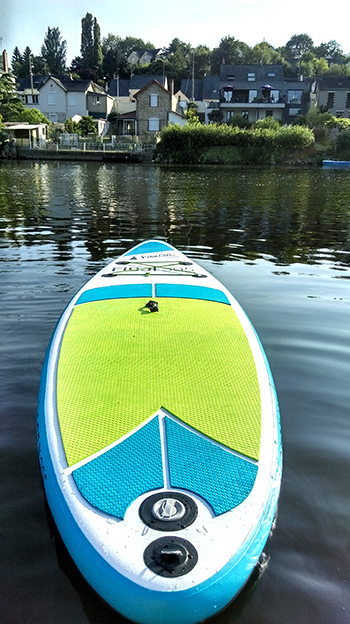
left=287, top=90, right=302, bottom=104
left=289, top=108, right=302, bottom=116
left=268, top=72, right=275, bottom=77
left=346, top=93, right=350, bottom=108
left=326, top=92, right=335, bottom=108
left=148, top=118, right=160, bottom=131
left=49, top=113, right=57, bottom=122
left=48, top=92, right=56, bottom=105
left=25, top=94, right=38, bottom=104
left=270, top=90, right=279, bottom=103
left=149, top=94, right=159, bottom=107
left=92, top=96, right=100, bottom=105
left=68, top=93, right=77, bottom=105
left=265, top=110, right=273, bottom=117
left=248, top=73, right=255, bottom=81
left=249, top=90, right=258, bottom=102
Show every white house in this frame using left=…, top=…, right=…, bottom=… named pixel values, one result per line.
left=17, top=75, right=114, bottom=124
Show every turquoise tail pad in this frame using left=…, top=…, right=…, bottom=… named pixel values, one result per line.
left=72, top=416, right=257, bottom=519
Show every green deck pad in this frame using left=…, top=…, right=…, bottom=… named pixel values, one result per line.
left=57, top=297, right=261, bottom=466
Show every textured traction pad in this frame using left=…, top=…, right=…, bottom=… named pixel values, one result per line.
left=57, top=296, right=261, bottom=465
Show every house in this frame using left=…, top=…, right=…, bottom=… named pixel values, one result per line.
left=181, top=65, right=313, bottom=125
left=180, top=76, right=220, bottom=123
left=17, top=75, right=114, bottom=125
left=127, top=49, right=163, bottom=67
left=218, top=65, right=313, bottom=124
left=108, top=75, right=170, bottom=136
left=315, top=76, right=350, bottom=118
left=134, top=79, right=186, bottom=135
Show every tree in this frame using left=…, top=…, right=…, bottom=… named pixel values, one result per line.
left=314, top=40, right=343, bottom=63
left=246, top=41, right=284, bottom=65
left=93, top=18, right=103, bottom=78
left=78, top=115, right=97, bottom=136
left=81, top=13, right=94, bottom=69
left=80, top=12, right=103, bottom=79
left=102, top=34, right=124, bottom=78
left=193, top=45, right=211, bottom=79
left=11, top=47, right=23, bottom=75
left=0, top=73, right=26, bottom=119
left=285, top=34, right=314, bottom=62
left=210, top=36, right=250, bottom=74
left=0, top=73, right=48, bottom=122
left=41, top=27, right=67, bottom=74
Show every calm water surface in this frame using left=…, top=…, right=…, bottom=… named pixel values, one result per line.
left=1, top=161, right=350, bottom=624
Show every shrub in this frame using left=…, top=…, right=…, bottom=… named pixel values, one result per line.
left=155, top=122, right=314, bottom=164
left=335, top=129, right=350, bottom=158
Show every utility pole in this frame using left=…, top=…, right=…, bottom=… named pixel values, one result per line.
left=191, top=50, right=195, bottom=101
left=29, top=54, right=34, bottom=102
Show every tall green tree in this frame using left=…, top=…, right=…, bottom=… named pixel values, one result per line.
left=80, top=12, right=102, bottom=78
left=93, top=18, right=103, bottom=77
left=41, top=27, right=67, bottom=74
left=81, top=12, right=94, bottom=69
left=11, top=47, right=22, bottom=75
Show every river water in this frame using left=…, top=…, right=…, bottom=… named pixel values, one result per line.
left=1, top=161, right=349, bottom=624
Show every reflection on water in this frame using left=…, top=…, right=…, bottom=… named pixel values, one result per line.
left=1, top=161, right=350, bottom=266
left=1, top=161, right=350, bottom=624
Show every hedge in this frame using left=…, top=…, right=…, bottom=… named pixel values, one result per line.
left=155, top=123, right=315, bottom=164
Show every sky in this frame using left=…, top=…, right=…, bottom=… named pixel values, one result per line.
left=1, top=0, right=350, bottom=66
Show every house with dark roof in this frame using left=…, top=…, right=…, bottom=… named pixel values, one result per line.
left=181, top=65, right=313, bottom=124
left=17, top=75, right=114, bottom=124
left=180, top=76, right=220, bottom=123
left=108, top=75, right=171, bottom=135
left=315, top=76, right=350, bottom=117
left=218, top=65, right=313, bottom=124
left=134, top=79, right=186, bottom=136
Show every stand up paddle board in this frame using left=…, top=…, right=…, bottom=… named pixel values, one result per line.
left=37, top=240, right=282, bottom=624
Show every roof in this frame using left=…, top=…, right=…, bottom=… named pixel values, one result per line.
left=220, top=64, right=285, bottom=83
left=16, top=74, right=105, bottom=94
left=134, top=79, right=170, bottom=98
left=108, top=75, right=167, bottom=97
left=317, top=76, right=350, bottom=90
left=4, top=123, right=46, bottom=130
left=180, top=77, right=220, bottom=101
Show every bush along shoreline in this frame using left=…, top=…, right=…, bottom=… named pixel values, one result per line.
left=154, top=120, right=316, bottom=166
left=154, top=110, right=350, bottom=166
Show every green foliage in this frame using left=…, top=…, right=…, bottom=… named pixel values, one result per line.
left=253, top=117, right=281, bottom=130
left=77, top=115, right=97, bottom=136
left=0, top=73, right=27, bottom=121
left=227, top=114, right=252, bottom=129
left=211, top=36, right=250, bottom=74
left=285, top=34, right=314, bottom=60
left=335, top=129, right=350, bottom=158
left=20, top=108, right=50, bottom=124
left=80, top=13, right=102, bottom=77
left=155, top=122, right=314, bottom=164
left=65, top=118, right=80, bottom=133
left=41, top=27, right=67, bottom=73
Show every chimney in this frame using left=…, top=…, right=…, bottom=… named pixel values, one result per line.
left=3, top=50, right=9, bottom=73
